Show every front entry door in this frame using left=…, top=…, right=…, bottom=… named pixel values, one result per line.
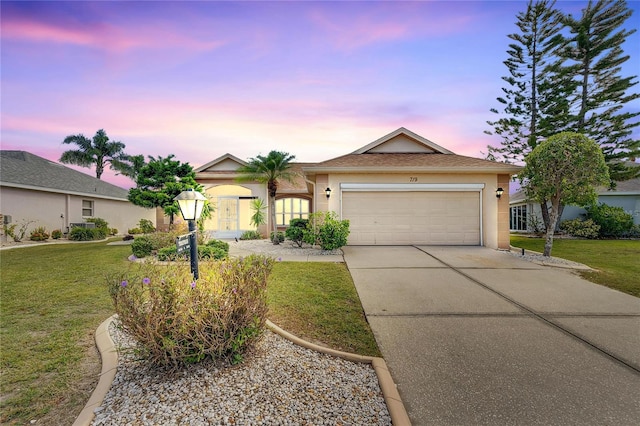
left=217, top=197, right=239, bottom=239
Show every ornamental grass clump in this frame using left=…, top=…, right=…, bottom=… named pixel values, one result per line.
left=108, top=255, right=274, bottom=368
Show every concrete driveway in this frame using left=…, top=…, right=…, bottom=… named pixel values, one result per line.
left=343, top=246, right=640, bottom=426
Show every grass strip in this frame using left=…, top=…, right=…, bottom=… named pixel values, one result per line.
left=267, top=261, right=381, bottom=357
left=1, top=243, right=380, bottom=424
left=510, top=236, right=640, bottom=297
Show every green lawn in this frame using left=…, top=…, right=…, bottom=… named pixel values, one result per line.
left=510, top=235, right=640, bottom=297
left=0, top=241, right=378, bottom=425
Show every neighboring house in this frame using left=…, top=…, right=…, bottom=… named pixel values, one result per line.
left=0, top=150, right=156, bottom=239
left=509, top=175, right=640, bottom=232
left=195, top=128, right=521, bottom=249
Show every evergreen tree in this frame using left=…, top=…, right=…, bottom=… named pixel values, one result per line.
left=563, top=0, right=639, bottom=182
left=486, top=0, right=571, bottom=163
left=128, top=155, right=203, bottom=225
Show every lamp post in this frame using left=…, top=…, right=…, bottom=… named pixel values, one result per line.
left=174, top=189, right=207, bottom=280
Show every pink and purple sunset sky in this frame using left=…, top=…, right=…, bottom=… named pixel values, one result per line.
left=2, top=0, right=639, bottom=189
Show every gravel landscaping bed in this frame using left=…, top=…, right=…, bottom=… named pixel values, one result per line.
left=91, top=321, right=390, bottom=425
left=227, top=239, right=343, bottom=257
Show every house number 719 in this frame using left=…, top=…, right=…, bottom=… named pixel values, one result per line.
left=409, top=177, right=418, bottom=182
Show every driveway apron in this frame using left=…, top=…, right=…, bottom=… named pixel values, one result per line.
left=343, top=246, right=640, bottom=426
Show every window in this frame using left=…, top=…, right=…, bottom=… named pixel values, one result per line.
left=275, top=198, right=310, bottom=226
left=82, top=200, right=94, bottom=217
left=510, top=205, right=527, bottom=231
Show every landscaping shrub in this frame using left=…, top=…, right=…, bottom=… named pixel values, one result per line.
left=586, top=203, right=634, bottom=238
left=270, top=231, right=285, bottom=244
left=69, top=227, right=94, bottom=241
left=92, top=227, right=107, bottom=239
left=131, top=236, right=154, bottom=258
left=29, top=226, right=50, bottom=241
left=304, top=212, right=350, bottom=250
left=157, top=242, right=228, bottom=261
left=110, top=228, right=118, bottom=236
left=51, top=229, right=63, bottom=240
left=206, top=239, right=229, bottom=252
left=139, top=218, right=156, bottom=234
left=285, top=218, right=308, bottom=247
left=128, top=227, right=143, bottom=235
left=86, top=217, right=109, bottom=229
left=3, top=220, right=34, bottom=242
left=559, top=218, right=600, bottom=239
left=108, top=255, right=274, bottom=367
left=240, top=230, right=262, bottom=240
left=86, top=217, right=110, bottom=238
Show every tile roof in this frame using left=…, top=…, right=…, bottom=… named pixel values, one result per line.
left=303, top=153, right=522, bottom=174
left=0, top=150, right=130, bottom=200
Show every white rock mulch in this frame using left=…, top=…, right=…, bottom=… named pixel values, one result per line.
left=91, top=321, right=390, bottom=425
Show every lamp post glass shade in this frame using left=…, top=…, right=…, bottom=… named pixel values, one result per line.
left=174, top=189, right=207, bottom=220
left=496, top=188, right=504, bottom=199
left=325, top=187, right=332, bottom=199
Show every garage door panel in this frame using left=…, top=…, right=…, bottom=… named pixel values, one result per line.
left=343, top=191, right=480, bottom=246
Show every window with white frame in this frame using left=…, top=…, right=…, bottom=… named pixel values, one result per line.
left=510, top=205, right=527, bottom=231
left=275, top=198, right=310, bottom=226
left=82, top=200, right=94, bottom=217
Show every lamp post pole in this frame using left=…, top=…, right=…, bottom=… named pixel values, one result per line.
left=188, top=218, right=199, bottom=280
left=174, top=189, right=207, bottom=281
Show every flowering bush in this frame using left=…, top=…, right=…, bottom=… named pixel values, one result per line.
left=51, top=229, right=63, bottom=239
left=108, top=255, right=274, bottom=368
left=29, top=226, right=50, bottom=241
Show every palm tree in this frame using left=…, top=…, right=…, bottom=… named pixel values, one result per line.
left=59, top=129, right=130, bottom=179
left=236, top=151, right=296, bottom=244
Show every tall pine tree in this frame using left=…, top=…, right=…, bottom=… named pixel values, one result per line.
left=486, top=0, right=571, bottom=163
left=563, top=0, right=639, bottom=182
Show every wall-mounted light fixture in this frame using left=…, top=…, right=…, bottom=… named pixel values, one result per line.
left=496, top=187, right=504, bottom=199
left=325, top=187, right=332, bottom=199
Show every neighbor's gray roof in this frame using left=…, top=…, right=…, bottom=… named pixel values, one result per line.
left=0, top=151, right=129, bottom=200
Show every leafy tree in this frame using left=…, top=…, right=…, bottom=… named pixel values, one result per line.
left=521, top=132, right=609, bottom=256
left=486, top=0, right=571, bottom=163
left=562, top=0, right=639, bottom=182
left=236, top=151, right=296, bottom=244
left=59, top=129, right=131, bottom=179
left=117, top=154, right=147, bottom=181
left=128, top=155, right=203, bottom=225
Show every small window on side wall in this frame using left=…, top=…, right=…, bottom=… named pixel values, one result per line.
left=82, top=200, right=94, bottom=217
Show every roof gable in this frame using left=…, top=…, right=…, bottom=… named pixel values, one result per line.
left=194, top=153, right=247, bottom=173
left=0, top=150, right=129, bottom=199
left=353, top=127, right=453, bottom=155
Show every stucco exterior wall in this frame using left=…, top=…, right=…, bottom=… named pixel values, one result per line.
left=0, top=186, right=155, bottom=238
left=323, top=173, right=504, bottom=249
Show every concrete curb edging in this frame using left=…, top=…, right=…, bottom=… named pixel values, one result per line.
left=72, top=315, right=118, bottom=426
left=74, top=316, right=411, bottom=426
left=266, top=320, right=411, bottom=426
left=509, top=245, right=593, bottom=270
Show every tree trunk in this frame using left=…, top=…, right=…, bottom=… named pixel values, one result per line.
left=270, top=194, right=279, bottom=245
left=540, top=200, right=550, bottom=231
left=543, top=198, right=561, bottom=257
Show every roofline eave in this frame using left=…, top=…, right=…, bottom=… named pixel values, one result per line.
left=0, top=181, right=129, bottom=201
left=302, top=166, right=522, bottom=175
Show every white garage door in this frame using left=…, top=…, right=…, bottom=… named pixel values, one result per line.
left=342, top=191, right=480, bottom=245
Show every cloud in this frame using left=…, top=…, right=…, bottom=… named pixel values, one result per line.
left=307, top=2, right=474, bottom=51
left=1, top=11, right=225, bottom=54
